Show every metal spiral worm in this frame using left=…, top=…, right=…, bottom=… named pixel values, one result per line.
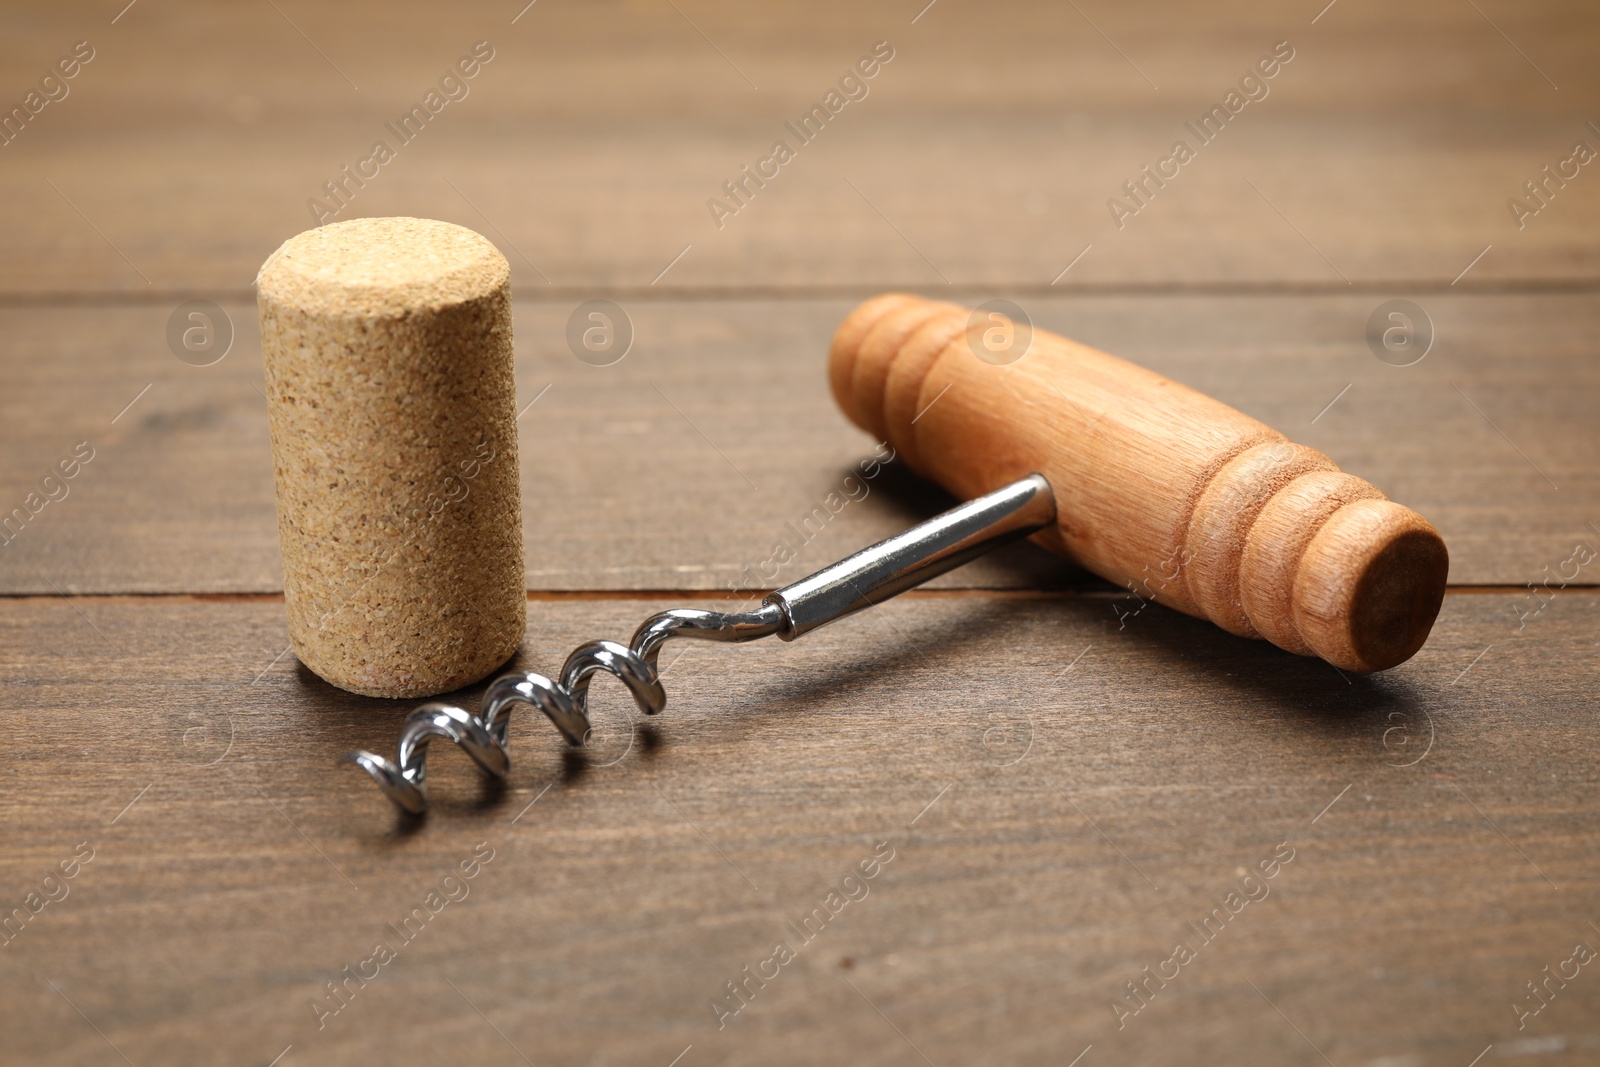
left=346, top=473, right=1057, bottom=815
left=345, top=602, right=786, bottom=814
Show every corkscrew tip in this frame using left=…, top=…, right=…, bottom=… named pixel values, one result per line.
left=342, top=750, right=428, bottom=815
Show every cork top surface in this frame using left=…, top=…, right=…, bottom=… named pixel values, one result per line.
left=256, top=216, right=510, bottom=317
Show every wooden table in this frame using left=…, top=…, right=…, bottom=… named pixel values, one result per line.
left=2, top=2, right=1596, bottom=1064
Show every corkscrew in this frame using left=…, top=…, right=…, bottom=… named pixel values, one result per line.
left=347, top=474, right=1057, bottom=813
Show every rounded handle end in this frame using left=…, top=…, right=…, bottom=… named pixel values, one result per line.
left=1291, top=499, right=1450, bottom=672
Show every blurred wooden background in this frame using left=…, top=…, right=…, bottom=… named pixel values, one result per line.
left=0, top=1, right=1596, bottom=1064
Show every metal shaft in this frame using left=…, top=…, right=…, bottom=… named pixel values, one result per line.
left=765, top=473, right=1057, bottom=639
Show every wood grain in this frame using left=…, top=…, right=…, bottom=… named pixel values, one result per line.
left=2, top=3, right=1596, bottom=1063
left=6, top=116, right=1599, bottom=296
left=0, top=294, right=1594, bottom=594
left=0, top=592, right=1594, bottom=1065
left=1, top=2, right=1598, bottom=294
left=6, top=0, right=1595, bottom=123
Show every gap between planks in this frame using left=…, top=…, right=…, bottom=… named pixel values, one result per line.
left=3, top=278, right=1600, bottom=308
left=0, top=585, right=1592, bottom=604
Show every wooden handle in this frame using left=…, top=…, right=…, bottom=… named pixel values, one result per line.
left=829, top=293, right=1449, bottom=672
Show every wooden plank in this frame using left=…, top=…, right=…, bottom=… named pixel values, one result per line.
left=6, top=0, right=1594, bottom=123
left=1, top=2, right=1597, bottom=294
left=6, top=117, right=1597, bottom=296
left=0, top=591, right=1594, bottom=1064
left=1, top=294, right=1595, bottom=594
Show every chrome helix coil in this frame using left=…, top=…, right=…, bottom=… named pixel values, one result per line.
left=346, top=473, right=1057, bottom=815
left=345, top=604, right=785, bottom=814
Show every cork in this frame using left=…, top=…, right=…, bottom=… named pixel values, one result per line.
left=257, top=217, right=525, bottom=699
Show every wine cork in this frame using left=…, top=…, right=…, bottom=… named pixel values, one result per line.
left=257, top=217, right=525, bottom=698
